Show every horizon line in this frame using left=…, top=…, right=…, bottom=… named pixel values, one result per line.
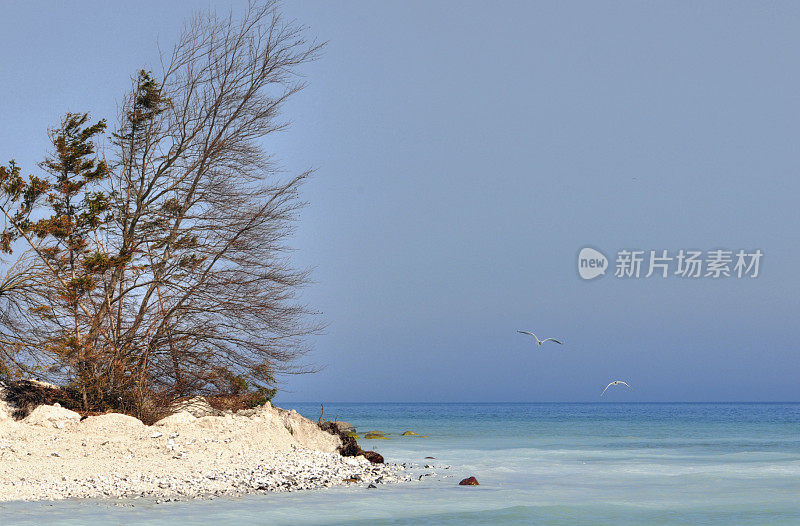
left=275, top=400, right=800, bottom=404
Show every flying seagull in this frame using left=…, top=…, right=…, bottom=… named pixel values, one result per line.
left=517, top=331, right=563, bottom=346
left=600, top=381, right=632, bottom=397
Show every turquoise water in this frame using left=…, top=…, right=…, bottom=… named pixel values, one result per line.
left=2, top=403, right=800, bottom=524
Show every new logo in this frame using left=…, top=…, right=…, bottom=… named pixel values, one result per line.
left=578, top=247, right=608, bottom=280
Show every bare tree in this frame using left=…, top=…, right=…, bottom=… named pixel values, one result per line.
left=0, top=0, right=322, bottom=416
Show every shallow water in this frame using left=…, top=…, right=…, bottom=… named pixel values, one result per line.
left=2, top=403, right=799, bottom=524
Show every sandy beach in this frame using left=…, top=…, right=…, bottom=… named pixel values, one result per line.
left=0, top=397, right=406, bottom=502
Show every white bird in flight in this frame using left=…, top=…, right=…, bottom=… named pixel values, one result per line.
left=601, top=380, right=632, bottom=397
left=517, top=331, right=563, bottom=346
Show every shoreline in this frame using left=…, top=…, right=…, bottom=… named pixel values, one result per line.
left=0, top=400, right=407, bottom=502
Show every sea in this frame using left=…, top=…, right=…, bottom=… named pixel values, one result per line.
left=2, top=403, right=799, bottom=525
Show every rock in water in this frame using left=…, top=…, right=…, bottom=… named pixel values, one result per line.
left=458, top=476, right=479, bottom=486
left=331, top=421, right=356, bottom=434
left=362, top=451, right=384, bottom=464
left=318, top=420, right=365, bottom=458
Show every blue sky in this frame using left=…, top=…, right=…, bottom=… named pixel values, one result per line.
left=1, top=1, right=798, bottom=402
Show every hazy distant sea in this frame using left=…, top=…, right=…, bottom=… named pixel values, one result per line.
left=3, top=403, right=800, bottom=525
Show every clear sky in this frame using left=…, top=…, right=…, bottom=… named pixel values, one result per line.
left=1, top=1, right=798, bottom=402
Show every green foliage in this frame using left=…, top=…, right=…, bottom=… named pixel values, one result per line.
left=228, top=373, right=249, bottom=395
left=111, top=70, right=168, bottom=148
left=0, top=113, right=110, bottom=410
left=225, top=372, right=276, bottom=408
left=0, top=161, right=51, bottom=252
left=2, top=113, right=110, bottom=270
left=247, top=386, right=278, bottom=408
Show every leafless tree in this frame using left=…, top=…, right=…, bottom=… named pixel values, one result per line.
left=0, top=0, right=323, bottom=416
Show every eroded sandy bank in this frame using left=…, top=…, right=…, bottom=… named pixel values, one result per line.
left=0, top=399, right=406, bottom=502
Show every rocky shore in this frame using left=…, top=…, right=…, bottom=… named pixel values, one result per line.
left=0, top=391, right=407, bottom=502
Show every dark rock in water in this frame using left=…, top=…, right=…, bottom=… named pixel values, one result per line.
left=458, top=476, right=479, bottom=486
left=368, top=483, right=377, bottom=489
left=424, top=456, right=435, bottom=459
left=331, top=421, right=356, bottom=434
left=339, top=437, right=362, bottom=457
left=319, top=420, right=384, bottom=464
left=361, top=450, right=384, bottom=464
left=319, top=420, right=361, bottom=456
left=317, top=420, right=341, bottom=435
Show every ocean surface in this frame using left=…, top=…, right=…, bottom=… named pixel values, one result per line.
left=2, top=403, right=799, bottom=525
